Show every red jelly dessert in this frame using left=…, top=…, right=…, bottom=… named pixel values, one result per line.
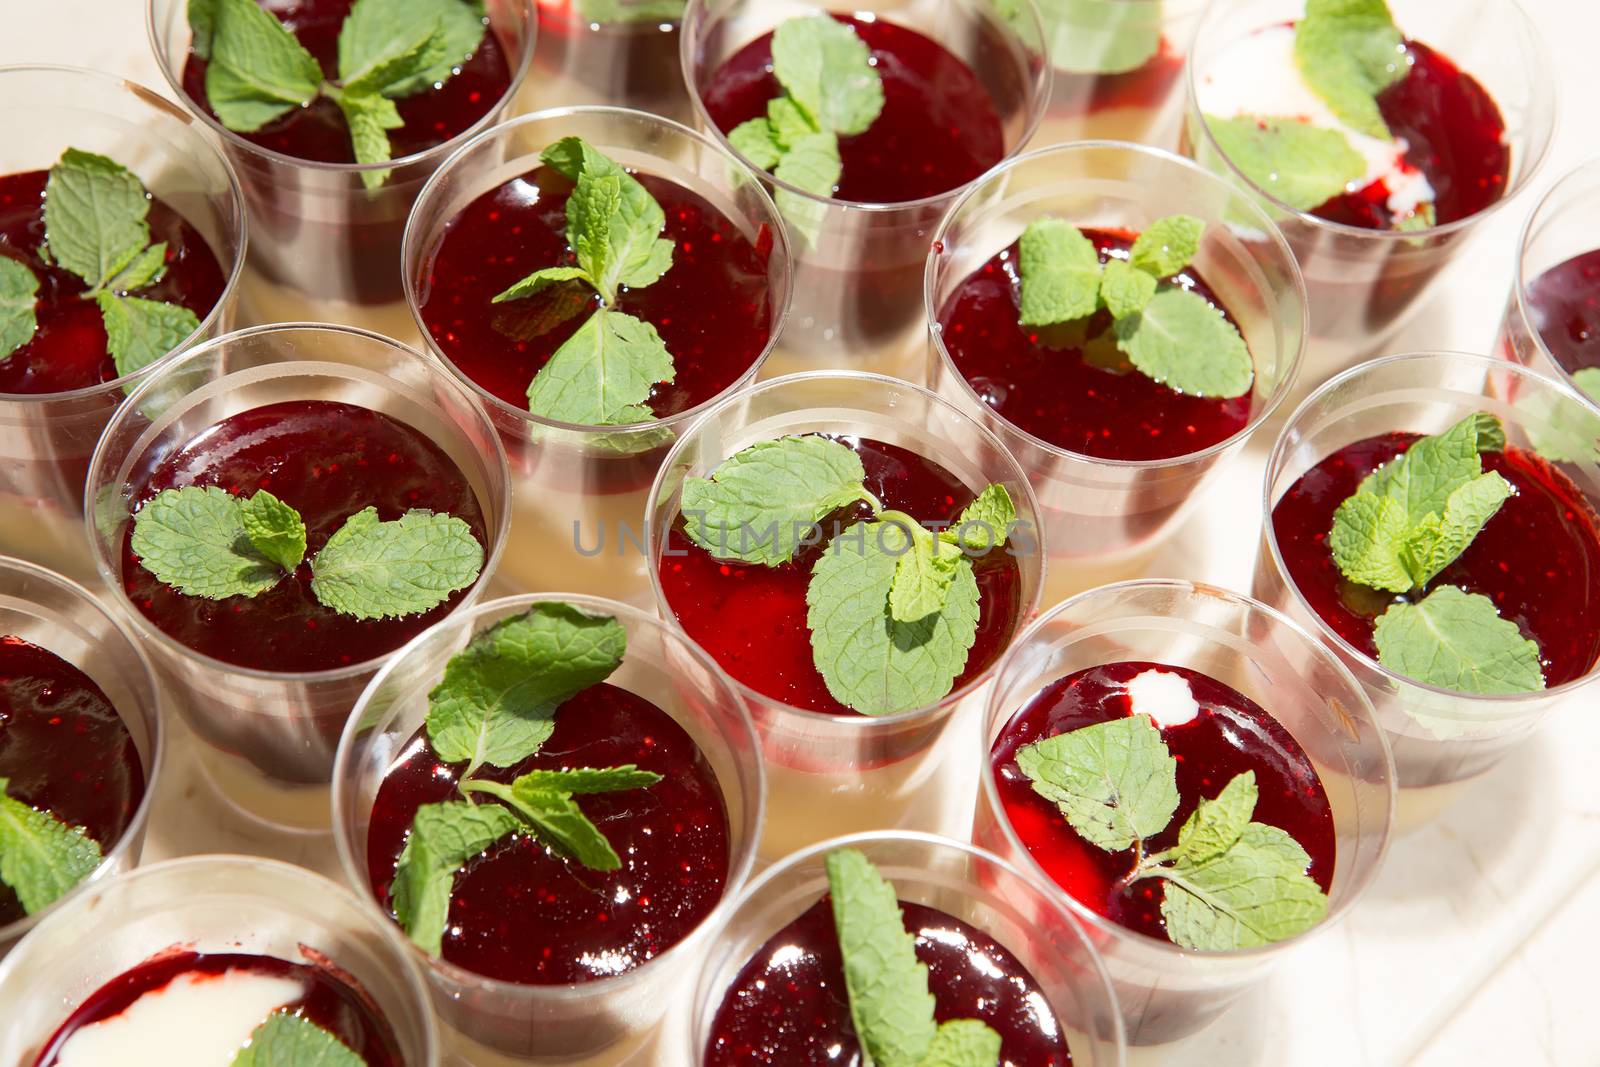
left=120, top=399, right=488, bottom=673
left=704, top=896, right=1072, bottom=1066
left=33, top=951, right=403, bottom=1066
left=416, top=164, right=776, bottom=415
left=937, top=227, right=1252, bottom=461
left=0, top=170, right=225, bottom=395
left=658, top=436, right=1024, bottom=715
left=1523, top=249, right=1600, bottom=377
left=1271, top=433, right=1600, bottom=685
left=991, top=661, right=1336, bottom=942
left=0, top=636, right=142, bottom=926
left=699, top=16, right=1005, bottom=204
left=366, top=682, right=730, bottom=984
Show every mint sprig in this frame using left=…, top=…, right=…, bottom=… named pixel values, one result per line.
left=1293, top=0, right=1407, bottom=141
left=0, top=777, right=103, bottom=916
left=230, top=1009, right=365, bottom=1067
left=0, top=257, right=40, bottom=361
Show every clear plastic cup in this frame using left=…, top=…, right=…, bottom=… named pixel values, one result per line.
left=84, top=323, right=511, bottom=834
left=646, top=371, right=1045, bottom=860
left=1254, top=351, right=1600, bottom=830
left=1183, top=0, right=1556, bottom=385
left=0, top=855, right=440, bottom=1066
left=404, top=105, right=792, bottom=603
left=0, top=65, right=246, bottom=588
left=521, top=0, right=693, bottom=124
left=0, top=557, right=163, bottom=960
left=975, top=580, right=1395, bottom=1045
left=925, top=142, right=1307, bottom=604
left=682, top=0, right=1049, bottom=382
left=332, top=593, right=765, bottom=1065
left=147, top=0, right=536, bottom=339
left=687, top=830, right=1127, bottom=1066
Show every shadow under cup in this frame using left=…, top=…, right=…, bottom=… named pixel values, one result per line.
left=84, top=325, right=510, bottom=833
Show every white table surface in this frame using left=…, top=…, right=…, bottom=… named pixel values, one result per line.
left=8, top=1, right=1599, bottom=1064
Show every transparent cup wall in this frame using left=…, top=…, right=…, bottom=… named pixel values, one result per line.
left=0, top=557, right=163, bottom=959
left=689, top=832, right=1128, bottom=1067
left=404, top=106, right=791, bottom=604
left=521, top=0, right=693, bottom=124
left=1183, top=0, right=1555, bottom=386
left=974, top=581, right=1394, bottom=1045
left=333, top=594, right=764, bottom=1064
left=682, top=0, right=1048, bottom=383
left=0, top=857, right=440, bottom=1066
left=1253, top=352, right=1600, bottom=830
left=85, top=324, right=511, bottom=833
left=926, top=142, right=1307, bottom=604
left=148, top=0, right=536, bottom=338
left=0, top=66, right=245, bottom=587
left=647, top=372, right=1044, bottom=860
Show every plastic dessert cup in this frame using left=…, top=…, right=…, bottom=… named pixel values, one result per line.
left=926, top=142, right=1307, bottom=604
left=0, top=65, right=245, bottom=587
left=405, top=106, right=791, bottom=603
left=333, top=593, right=763, bottom=1065
left=521, top=0, right=693, bottom=123
left=647, top=371, right=1044, bottom=860
left=681, top=0, right=1048, bottom=383
left=147, top=0, right=535, bottom=339
left=1182, top=0, right=1555, bottom=386
left=84, top=323, right=510, bottom=833
left=0, top=856, right=439, bottom=1066
left=975, top=580, right=1394, bottom=1045
left=689, top=830, right=1127, bottom=1066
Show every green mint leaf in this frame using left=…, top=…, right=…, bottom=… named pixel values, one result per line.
left=239, top=489, right=307, bottom=573
left=1157, top=822, right=1329, bottom=951
left=130, top=486, right=283, bottom=600
left=1169, top=772, right=1257, bottom=867
left=773, top=131, right=842, bottom=249
left=1524, top=367, right=1600, bottom=463
left=1328, top=491, right=1413, bottom=594
left=1294, top=0, right=1406, bottom=140
left=806, top=522, right=980, bottom=715
left=1357, top=413, right=1504, bottom=523
left=230, top=1010, right=365, bottom=1067
left=508, top=766, right=662, bottom=794
left=1128, top=214, right=1204, bottom=278
left=104, top=243, right=169, bottom=294
left=426, top=602, right=626, bottom=770
left=189, top=0, right=218, bottom=60
left=680, top=435, right=870, bottom=566
left=0, top=778, right=102, bottom=915
left=1014, top=715, right=1180, bottom=853
left=205, top=0, right=323, bottom=133
left=921, top=1019, right=1003, bottom=1067
left=1397, top=471, right=1513, bottom=589
left=391, top=799, right=519, bottom=955
left=1204, top=115, right=1367, bottom=213
left=44, top=149, right=152, bottom=292
left=1021, top=0, right=1160, bottom=75
left=1099, top=258, right=1156, bottom=320
left=328, top=87, right=404, bottom=191
left=768, top=96, right=817, bottom=147
left=728, top=119, right=783, bottom=170
left=542, top=137, right=675, bottom=301
left=1373, top=585, right=1545, bottom=695
left=525, top=308, right=673, bottom=426
left=308, top=507, right=483, bottom=620
left=770, top=15, right=885, bottom=137
left=95, top=293, right=202, bottom=379
left=940, top=484, right=1017, bottom=551
left=1018, top=218, right=1102, bottom=327
left=573, top=0, right=687, bottom=21
left=0, top=256, right=39, bottom=361
left=492, top=266, right=594, bottom=305
left=886, top=522, right=962, bottom=624
left=1115, top=286, right=1254, bottom=399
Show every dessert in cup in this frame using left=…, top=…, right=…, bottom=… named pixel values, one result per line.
left=649, top=371, right=1042, bottom=859
left=334, top=593, right=763, bottom=1064
left=927, top=142, right=1306, bottom=602
left=682, top=0, right=1047, bottom=381
left=85, top=323, right=509, bottom=832
left=522, top=0, right=693, bottom=122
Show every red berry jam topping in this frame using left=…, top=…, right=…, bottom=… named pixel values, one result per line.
left=0, top=170, right=225, bottom=395
left=366, top=683, right=731, bottom=985
left=1271, top=433, right=1600, bottom=685
left=1524, top=249, right=1600, bottom=378
left=991, top=661, right=1336, bottom=942
left=704, top=896, right=1072, bottom=1065
left=658, top=436, right=1024, bottom=715
left=417, top=164, right=777, bottom=414
left=699, top=16, right=1005, bottom=204
left=0, top=636, right=143, bottom=926
left=937, top=227, right=1252, bottom=461
left=120, top=399, right=488, bottom=673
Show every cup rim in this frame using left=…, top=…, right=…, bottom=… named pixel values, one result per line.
left=977, top=577, right=1398, bottom=960
left=1182, top=0, right=1557, bottom=242
left=330, top=590, right=769, bottom=1004
left=645, top=368, right=1049, bottom=729
left=1511, top=158, right=1600, bottom=406
left=1261, top=348, right=1600, bottom=707
left=143, top=0, right=539, bottom=178
left=0, top=64, right=249, bottom=404
left=82, top=320, right=514, bottom=686
left=924, top=139, right=1311, bottom=471
left=679, top=0, right=1052, bottom=214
